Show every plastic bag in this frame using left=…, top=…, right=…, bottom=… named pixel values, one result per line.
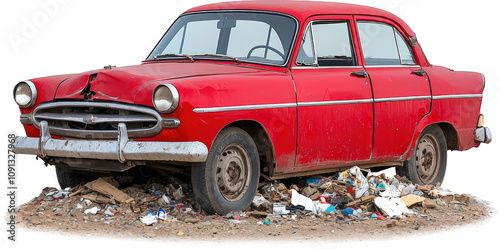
left=338, top=166, right=369, bottom=199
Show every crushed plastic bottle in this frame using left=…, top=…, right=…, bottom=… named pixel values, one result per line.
left=401, top=185, right=416, bottom=196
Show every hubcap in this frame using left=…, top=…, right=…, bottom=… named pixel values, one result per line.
left=215, top=143, right=251, bottom=201
left=415, top=134, right=441, bottom=184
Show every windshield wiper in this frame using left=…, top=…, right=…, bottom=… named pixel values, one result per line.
left=153, top=54, right=194, bottom=62
left=191, top=54, right=240, bottom=64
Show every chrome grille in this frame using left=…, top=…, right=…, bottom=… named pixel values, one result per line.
left=32, top=101, right=162, bottom=139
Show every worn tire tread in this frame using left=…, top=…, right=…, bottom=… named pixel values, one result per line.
left=192, top=127, right=259, bottom=215
left=398, top=124, right=447, bottom=186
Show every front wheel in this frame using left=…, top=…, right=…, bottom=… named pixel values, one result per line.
left=55, top=164, right=91, bottom=189
left=397, top=125, right=447, bottom=186
left=192, top=127, right=260, bottom=215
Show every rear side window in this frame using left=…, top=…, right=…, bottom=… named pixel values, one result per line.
left=296, top=21, right=356, bottom=67
left=357, top=22, right=415, bottom=66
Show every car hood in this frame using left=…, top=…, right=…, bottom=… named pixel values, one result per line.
left=54, top=62, right=262, bottom=103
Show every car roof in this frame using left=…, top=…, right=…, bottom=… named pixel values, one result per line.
left=185, top=1, right=414, bottom=36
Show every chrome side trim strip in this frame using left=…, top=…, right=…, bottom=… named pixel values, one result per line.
left=193, top=103, right=297, bottom=113
left=192, top=94, right=481, bottom=113
left=432, top=94, right=483, bottom=100
left=374, top=95, right=431, bottom=103
left=298, top=98, right=373, bottom=107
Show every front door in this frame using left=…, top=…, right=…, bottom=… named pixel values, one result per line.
left=292, top=16, right=374, bottom=170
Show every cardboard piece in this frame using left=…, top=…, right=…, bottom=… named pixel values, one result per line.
left=422, top=198, right=436, bottom=209
left=81, top=194, right=116, bottom=205
left=400, top=194, right=425, bottom=207
left=346, top=195, right=376, bottom=207
left=85, top=178, right=133, bottom=203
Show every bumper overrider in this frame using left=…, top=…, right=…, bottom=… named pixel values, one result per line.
left=13, top=121, right=208, bottom=164
left=474, top=126, right=492, bottom=144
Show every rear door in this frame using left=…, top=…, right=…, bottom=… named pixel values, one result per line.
left=292, top=15, right=374, bottom=170
left=355, top=17, right=431, bottom=159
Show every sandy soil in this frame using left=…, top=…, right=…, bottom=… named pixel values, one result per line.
left=12, top=175, right=492, bottom=241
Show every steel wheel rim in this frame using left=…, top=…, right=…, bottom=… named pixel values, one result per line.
left=416, top=134, right=441, bottom=184
left=215, top=143, right=251, bottom=201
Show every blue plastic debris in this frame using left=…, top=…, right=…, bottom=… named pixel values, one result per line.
left=325, top=205, right=335, bottom=213
left=147, top=208, right=155, bottom=216
left=342, top=208, right=354, bottom=215
left=157, top=207, right=167, bottom=220
left=306, top=177, right=322, bottom=185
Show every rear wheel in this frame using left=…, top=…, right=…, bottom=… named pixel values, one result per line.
left=192, top=127, right=260, bottom=215
left=397, top=125, right=447, bottom=185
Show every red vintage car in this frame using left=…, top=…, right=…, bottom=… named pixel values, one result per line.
left=13, top=1, right=491, bottom=214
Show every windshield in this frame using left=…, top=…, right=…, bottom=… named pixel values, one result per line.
left=146, top=12, right=297, bottom=66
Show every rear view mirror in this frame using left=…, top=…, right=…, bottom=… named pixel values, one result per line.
left=217, top=19, right=236, bottom=29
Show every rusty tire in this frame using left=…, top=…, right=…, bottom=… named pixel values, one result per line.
left=192, top=127, right=260, bottom=215
left=397, top=125, right=447, bottom=186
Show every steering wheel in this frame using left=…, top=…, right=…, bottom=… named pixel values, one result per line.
left=246, top=45, right=286, bottom=60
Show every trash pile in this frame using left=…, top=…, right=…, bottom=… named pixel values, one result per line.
left=16, top=166, right=490, bottom=238
left=26, top=175, right=200, bottom=227
left=249, top=166, right=486, bottom=225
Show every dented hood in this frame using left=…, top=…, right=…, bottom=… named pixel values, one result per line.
left=54, top=62, right=261, bottom=103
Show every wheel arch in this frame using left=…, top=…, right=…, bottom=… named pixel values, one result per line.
left=218, top=120, right=277, bottom=177
left=405, top=120, right=459, bottom=160
left=436, top=122, right=460, bottom=150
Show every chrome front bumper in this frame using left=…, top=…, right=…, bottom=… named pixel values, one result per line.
left=13, top=121, right=208, bottom=163
left=474, top=127, right=492, bottom=144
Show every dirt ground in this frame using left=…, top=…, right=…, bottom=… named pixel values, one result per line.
left=12, top=168, right=493, bottom=241
left=15, top=204, right=491, bottom=241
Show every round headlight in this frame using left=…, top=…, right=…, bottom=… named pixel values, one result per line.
left=153, top=84, right=179, bottom=113
left=13, top=81, right=37, bottom=108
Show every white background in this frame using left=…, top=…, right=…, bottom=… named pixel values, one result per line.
left=1, top=0, right=499, bottom=248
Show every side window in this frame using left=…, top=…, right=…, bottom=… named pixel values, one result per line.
left=395, top=31, right=415, bottom=65
left=296, top=25, right=315, bottom=65
left=296, top=21, right=356, bottom=66
left=357, top=21, right=415, bottom=66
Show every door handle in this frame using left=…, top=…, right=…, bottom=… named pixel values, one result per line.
left=411, top=69, right=426, bottom=76
left=351, top=71, right=368, bottom=78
